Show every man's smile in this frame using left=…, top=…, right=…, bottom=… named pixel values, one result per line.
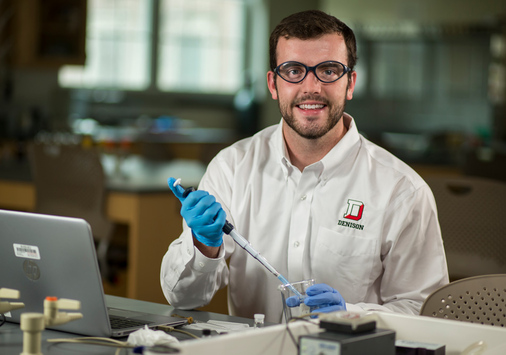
left=297, top=103, right=326, bottom=110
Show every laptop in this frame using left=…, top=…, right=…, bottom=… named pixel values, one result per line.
left=0, top=209, right=187, bottom=337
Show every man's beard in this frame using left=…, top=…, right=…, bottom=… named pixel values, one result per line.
left=278, top=93, right=347, bottom=140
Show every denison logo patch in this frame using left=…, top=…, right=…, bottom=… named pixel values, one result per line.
left=343, top=199, right=364, bottom=221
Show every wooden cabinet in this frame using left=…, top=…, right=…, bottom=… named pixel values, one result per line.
left=8, top=0, right=87, bottom=67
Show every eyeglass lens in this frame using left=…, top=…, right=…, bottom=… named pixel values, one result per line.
left=277, top=61, right=347, bottom=83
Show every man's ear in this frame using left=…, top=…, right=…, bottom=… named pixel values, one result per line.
left=346, top=71, right=357, bottom=101
left=267, top=71, right=278, bottom=100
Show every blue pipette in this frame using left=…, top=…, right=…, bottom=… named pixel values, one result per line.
left=171, top=179, right=304, bottom=300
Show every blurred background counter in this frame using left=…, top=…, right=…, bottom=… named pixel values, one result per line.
left=0, top=127, right=235, bottom=315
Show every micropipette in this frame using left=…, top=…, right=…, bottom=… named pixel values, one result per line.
left=171, top=179, right=304, bottom=300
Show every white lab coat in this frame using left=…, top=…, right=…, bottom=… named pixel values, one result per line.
left=160, top=114, right=449, bottom=323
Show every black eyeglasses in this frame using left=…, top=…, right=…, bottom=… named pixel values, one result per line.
left=274, top=61, right=350, bottom=84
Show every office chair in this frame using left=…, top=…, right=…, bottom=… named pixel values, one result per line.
left=425, top=176, right=506, bottom=281
left=420, top=274, right=506, bottom=327
left=28, top=140, right=115, bottom=279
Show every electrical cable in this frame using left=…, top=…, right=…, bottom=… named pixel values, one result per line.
left=47, top=337, right=134, bottom=355
left=47, top=336, right=132, bottom=347
left=47, top=336, right=130, bottom=346
left=156, top=325, right=200, bottom=339
left=46, top=316, right=199, bottom=354
left=47, top=333, right=184, bottom=354
left=285, top=321, right=299, bottom=350
left=170, top=313, right=195, bottom=324
left=285, top=314, right=322, bottom=350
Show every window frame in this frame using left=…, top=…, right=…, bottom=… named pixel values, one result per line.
left=60, top=0, right=257, bottom=103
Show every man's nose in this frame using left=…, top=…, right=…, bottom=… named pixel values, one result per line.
left=301, top=70, right=322, bottom=94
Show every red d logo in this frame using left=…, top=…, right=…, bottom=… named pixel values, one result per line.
left=344, top=199, right=364, bottom=221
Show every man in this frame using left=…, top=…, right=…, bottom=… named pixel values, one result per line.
left=161, top=10, right=449, bottom=323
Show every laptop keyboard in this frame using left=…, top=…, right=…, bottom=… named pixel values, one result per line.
left=109, top=315, right=152, bottom=329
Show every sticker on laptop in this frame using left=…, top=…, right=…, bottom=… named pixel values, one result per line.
left=13, top=243, right=41, bottom=260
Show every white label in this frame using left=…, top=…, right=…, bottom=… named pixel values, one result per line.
left=13, top=243, right=41, bottom=260
left=396, top=340, right=443, bottom=350
left=300, top=338, right=341, bottom=355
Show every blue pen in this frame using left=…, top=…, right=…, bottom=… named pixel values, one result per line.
left=170, top=178, right=304, bottom=301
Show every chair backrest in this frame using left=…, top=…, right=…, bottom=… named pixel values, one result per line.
left=28, top=141, right=112, bottom=241
left=425, top=176, right=506, bottom=280
left=420, top=274, right=506, bottom=327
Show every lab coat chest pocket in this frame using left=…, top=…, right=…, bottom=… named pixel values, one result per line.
left=312, top=227, right=379, bottom=301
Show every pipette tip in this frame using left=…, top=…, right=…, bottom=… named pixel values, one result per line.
left=278, top=275, right=304, bottom=300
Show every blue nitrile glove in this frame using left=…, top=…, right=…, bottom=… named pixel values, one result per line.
left=167, top=177, right=226, bottom=247
left=286, top=283, right=346, bottom=313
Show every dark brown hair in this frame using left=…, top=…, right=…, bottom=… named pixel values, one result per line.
left=269, top=10, right=357, bottom=72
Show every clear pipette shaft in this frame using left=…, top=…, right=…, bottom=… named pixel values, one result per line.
left=223, top=222, right=304, bottom=300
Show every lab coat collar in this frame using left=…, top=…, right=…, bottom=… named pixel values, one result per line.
left=319, top=113, right=361, bottom=177
left=274, top=119, right=292, bottom=180
left=275, top=113, right=361, bottom=181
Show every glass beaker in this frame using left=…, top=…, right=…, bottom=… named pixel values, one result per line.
left=278, top=278, right=315, bottom=322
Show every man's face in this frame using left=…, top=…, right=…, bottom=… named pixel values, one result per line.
left=267, top=33, right=356, bottom=140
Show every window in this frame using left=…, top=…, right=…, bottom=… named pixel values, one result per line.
left=59, top=0, right=247, bottom=94
left=370, top=41, right=425, bottom=99
left=157, top=0, right=245, bottom=93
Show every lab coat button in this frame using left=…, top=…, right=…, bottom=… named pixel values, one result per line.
left=294, top=241, right=300, bottom=247
left=198, top=262, right=205, bottom=268
left=301, top=195, right=307, bottom=201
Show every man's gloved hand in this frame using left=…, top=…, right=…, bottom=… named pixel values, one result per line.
left=167, top=178, right=226, bottom=247
left=305, top=284, right=347, bottom=313
left=286, top=283, right=346, bottom=313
